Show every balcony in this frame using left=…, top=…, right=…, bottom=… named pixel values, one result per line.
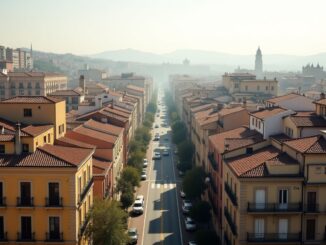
left=224, top=232, right=231, bottom=245
left=0, top=197, right=6, bottom=207
left=79, top=179, right=93, bottom=204
left=224, top=207, right=237, bottom=236
left=45, top=197, right=63, bottom=207
left=208, top=153, right=218, bottom=171
left=208, top=190, right=218, bottom=215
left=80, top=215, right=91, bottom=236
left=17, top=232, right=35, bottom=242
left=247, top=232, right=301, bottom=243
left=45, top=232, right=63, bottom=242
left=247, top=202, right=302, bottom=213
left=17, top=197, right=34, bottom=207
left=303, top=204, right=319, bottom=213
left=0, top=232, right=7, bottom=241
left=224, top=182, right=238, bottom=206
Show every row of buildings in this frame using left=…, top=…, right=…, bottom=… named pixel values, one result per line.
left=0, top=45, right=33, bottom=71
left=170, top=74, right=326, bottom=245
left=0, top=70, right=153, bottom=244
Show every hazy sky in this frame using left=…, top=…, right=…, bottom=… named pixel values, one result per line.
left=2, top=0, right=326, bottom=55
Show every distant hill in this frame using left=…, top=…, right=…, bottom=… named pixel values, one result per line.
left=91, top=49, right=326, bottom=71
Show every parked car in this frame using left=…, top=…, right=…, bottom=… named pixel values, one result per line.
left=143, top=159, right=148, bottom=167
left=185, top=217, right=196, bottom=231
left=178, top=170, right=184, bottom=177
left=128, top=228, right=138, bottom=244
left=141, top=170, right=147, bottom=180
left=132, top=199, right=144, bottom=214
left=188, top=241, right=198, bottom=245
left=182, top=199, right=192, bottom=214
left=180, top=189, right=186, bottom=198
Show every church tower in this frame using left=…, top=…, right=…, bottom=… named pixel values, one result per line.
left=255, top=46, right=263, bottom=77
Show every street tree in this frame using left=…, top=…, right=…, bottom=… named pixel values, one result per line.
left=195, top=229, right=219, bottom=245
left=120, top=183, right=134, bottom=209
left=117, top=166, right=140, bottom=189
left=177, top=141, right=194, bottom=163
left=190, top=200, right=211, bottom=223
left=182, top=167, right=206, bottom=200
left=86, top=199, right=129, bottom=245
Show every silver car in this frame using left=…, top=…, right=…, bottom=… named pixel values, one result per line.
left=128, top=228, right=138, bottom=244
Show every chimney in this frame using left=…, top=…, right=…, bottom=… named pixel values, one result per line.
left=79, top=75, right=85, bottom=93
left=15, top=123, right=22, bottom=155
left=97, top=97, right=102, bottom=108
left=320, top=92, right=325, bottom=100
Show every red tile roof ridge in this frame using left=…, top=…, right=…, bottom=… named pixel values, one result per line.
left=284, top=135, right=326, bottom=153
left=266, top=93, right=306, bottom=104
left=0, top=96, right=64, bottom=104
left=55, top=136, right=96, bottom=149
left=83, top=119, right=123, bottom=136
left=21, top=124, right=53, bottom=137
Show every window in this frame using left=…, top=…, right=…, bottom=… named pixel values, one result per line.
left=0, top=183, right=3, bottom=206
left=23, top=108, right=32, bottom=117
left=35, top=90, right=40, bottom=95
left=48, top=134, right=50, bottom=142
left=43, top=136, right=47, bottom=143
left=22, top=144, right=29, bottom=153
left=0, top=145, right=4, bottom=154
left=257, top=85, right=260, bottom=91
left=0, top=217, right=3, bottom=240
left=258, top=121, right=261, bottom=129
left=266, top=86, right=268, bottom=91
left=271, top=86, right=274, bottom=91
left=246, top=147, right=253, bottom=154
left=245, top=85, right=248, bottom=91
left=48, top=182, right=60, bottom=206
left=315, top=166, right=322, bottom=174
left=252, top=117, right=254, bottom=125
left=49, top=217, right=60, bottom=240
left=21, top=216, right=32, bottom=240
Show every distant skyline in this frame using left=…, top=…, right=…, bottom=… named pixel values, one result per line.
left=2, top=0, right=326, bottom=56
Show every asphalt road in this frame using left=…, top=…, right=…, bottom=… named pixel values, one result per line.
left=142, top=94, right=183, bottom=245
left=129, top=92, right=194, bottom=245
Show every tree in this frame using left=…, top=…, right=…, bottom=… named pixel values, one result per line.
left=177, top=141, right=194, bottom=163
left=172, top=121, right=187, bottom=144
left=127, top=150, right=145, bottom=170
left=190, top=201, right=211, bottom=223
left=195, top=229, right=219, bottom=245
left=177, top=161, right=192, bottom=172
left=120, top=186, right=134, bottom=209
left=182, top=167, right=206, bottom=200
left=86, top=199, right=129, bottom=245
left=118, top=166, right=140, bottom=188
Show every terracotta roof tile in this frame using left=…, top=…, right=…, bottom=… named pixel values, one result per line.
left=209, top=126, right=260, bottom=153
left=266, top=93, right=305, bottom=104
left=224, top=136, right=264, bottom=152
left=93, top=158, right=112, bottom=175
left=0, top=134, right=15, bottom=142
left=83, top=119, right=123, bottom=136
left=314, top=98, right=326, bottom=106
left=0, top=96, right=64, bottom=104
left=65, top=131, right=114, bottom=148
left=250, top=107, right=287, bottom=119
left=21, top=125, right=53, bottom=137
left=55, top=136, right=96, bottom=149
left=284, top=135, right=326, bottom=153
left=270, top=133, right=291, bottom=143
left=126, top=85, right=145, bottom=93
left=190, top=104, right=214, bottom=113
left=226, top=146, right=280, bottom=177
left=73, top=126, right=117, bottom=144
left=49, top=89, right=83, bottom=96
left=289, top=113, right=326, bottom=127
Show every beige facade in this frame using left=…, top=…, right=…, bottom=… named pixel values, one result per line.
left=0, top=72, right=67, bottom=100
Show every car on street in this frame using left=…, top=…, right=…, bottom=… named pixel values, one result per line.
left=141, top=170, right=147, bottom=180
left=182, top=199, right=192, bottom=214
left=128, top=228, right=138, bottom=244
left=180, top=189, right=186, bottom=198
left=132, top=198, right=144, bottom=214
left=162, top=149, right=169, bottom=156
left=143, top=158, right=148, bottom=167
left=188, top=241, right=198, bottom=245
left=185, top=217, right=197, bottom=231
left=152, top=152, right=161, bottom=160
left=178, top=170, right=184, bottom=177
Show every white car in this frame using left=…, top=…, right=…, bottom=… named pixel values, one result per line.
left=185, top=217, right=196, bottom=231
left=128, top=228, right=138, bottom=244
left=143, top=159, right=148, bottom=167
left=182, top=199, right=192, bottom=214
left=180, top=189, right=186, bottom=198
left=188, top=241, right=198, bottom=245
left=152, top=152, right=161, bottom=160
left=141, top=170, right=147, bottom=180
left=132, top=199, right=144, bottom=214
left=162, top=149, right=169, bottom=156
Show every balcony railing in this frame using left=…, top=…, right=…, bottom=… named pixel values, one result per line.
left=224, top=232, right=231, bottom=245
left=0, top=232, right=7, bottom=241
left=208, top=190, right=218, bottom=215
left=224, top=207, right=237, bottom=236
left=247, top=202, right=302, bottom=212
left=224, top=182, right=238, bottom=206
left=45, top=232, right=63, bottom=242
left=17, top=197, right=34, bottom=207
left=17, top=232, right=35, bottom=242
left=247, top=232, right=301, bottom=243
left=0, top=197, right=6, bottom=207
left=303, top=204, right=319, bottom=213
left=208, top=153, right=218, bottom=171
left=45, top=197, right=63, bottom=207
left=79, top=179, right=93, bottom=203
left=80, top=215, right=91, bottom=236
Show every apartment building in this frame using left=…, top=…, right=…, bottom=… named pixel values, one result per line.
left=0, top=71, right=67, bottom=100
left=265, top=93, right=314, bottom=111
left=49, top=89, right=85, bottom=112
left=4, top=47, right=33, bottom=71
left=222, top=73, right=278, bottom=102
left=0, top=96, right=93, bottom=244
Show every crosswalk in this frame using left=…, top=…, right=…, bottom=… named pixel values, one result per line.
left=151, top=183, right=176, bottom=189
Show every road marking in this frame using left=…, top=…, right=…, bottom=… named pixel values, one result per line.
left=171, top=141, right=184, bottom=245
left=170, top=183, right=174, bottom=189
left=164, top=183, right=168, bottom=189
left=151, top=183, right=155, bottom=189
left=157, top=183, right=161, bottom=188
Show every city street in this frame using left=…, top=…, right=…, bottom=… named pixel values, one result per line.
left=129, top=92, right=193, bottom=245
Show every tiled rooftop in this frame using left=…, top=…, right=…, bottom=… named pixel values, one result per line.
left=250, top=107, right=287, bottom=119
left=83, top=119, right=123, bottom=136
left=0, top=96, right=64, bottom=104
left=21, top=125, right=53, bottom=137
left=284, top=135, right=326, bottom=153
left=265, top=93, right=304, bottom=104
left=49, top=89, right=83, bottom=96
left=289, top=113, right=326, bottom=127
left=74, top=125, right=118, bottom=144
